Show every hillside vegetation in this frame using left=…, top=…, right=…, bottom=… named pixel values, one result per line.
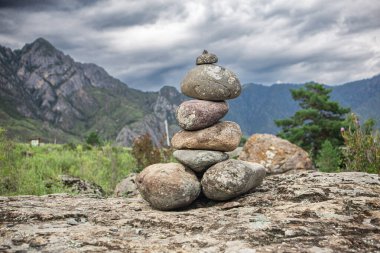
left=0, top=138, right=135, bottom=196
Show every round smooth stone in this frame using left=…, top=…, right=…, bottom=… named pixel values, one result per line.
left=196, top=50, right=218, bottom=65
left=173, top=150, right=229, bottom=173
left=176, top=100, right=229, bottom=130
left=181, top=65, right=241, bottom=101
left=171, top=121, right=242, bottom=152
left=136, top=163, right=201, bottom=210
left=201, top=159, right=266, bottom=201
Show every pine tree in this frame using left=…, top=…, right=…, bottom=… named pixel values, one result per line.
left=316, top=140, right=342, bottom=172
left=275, top=83, right=350, bottom=158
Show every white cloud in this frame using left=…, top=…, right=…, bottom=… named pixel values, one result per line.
left=0, top=0, right=379, bottom=90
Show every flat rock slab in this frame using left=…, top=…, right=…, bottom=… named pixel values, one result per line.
left=171, top=121, right=242, bottom=152
left=1, top=172, right=380, bottom=252
left=181, top=64, right=241, bottom=101
left=136, top=163, right=200, bottom=210
left=176, top=100, right=229, bottom=130
left=201, top=159, right=266, bottom=201
left=173, top=149, right=229, bottom=173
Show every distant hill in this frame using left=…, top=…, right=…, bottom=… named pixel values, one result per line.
left=225, top=74, right=380, bottom=135
left=0, top=38, right=379, bottom=144
left=0, top=38, right=184, bottom=144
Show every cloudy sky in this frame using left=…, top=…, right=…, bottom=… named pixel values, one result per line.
left=0, top=0, right=379, bottom=90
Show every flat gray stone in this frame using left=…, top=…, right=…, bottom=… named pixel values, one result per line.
left=201, top=159, right=266, bottom=201
left=181, top=65, right=241, bottom=101
left=173, top=150, right=229, bottom=173
left=176, top=100, right=228, bottom=130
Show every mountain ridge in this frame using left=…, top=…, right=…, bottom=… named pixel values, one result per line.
left=0, top=38, right=379, bottom=144
left=0, top=38, right=170, bottom=144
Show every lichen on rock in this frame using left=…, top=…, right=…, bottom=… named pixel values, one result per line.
left=1, top=171, right=379, bottom=252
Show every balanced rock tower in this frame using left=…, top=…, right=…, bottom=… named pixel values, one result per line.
left=136, top=50, right=266, bottom=210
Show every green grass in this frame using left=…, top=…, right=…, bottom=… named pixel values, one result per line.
left=0, top=141, right=136, bottom=196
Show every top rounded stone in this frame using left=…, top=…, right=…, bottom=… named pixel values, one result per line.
left=196, top=50, right=218, bottom=65
left=181, top=64, right=241, bottom=101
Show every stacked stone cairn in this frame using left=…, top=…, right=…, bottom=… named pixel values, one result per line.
left=136, top=50, right=266, bottom=211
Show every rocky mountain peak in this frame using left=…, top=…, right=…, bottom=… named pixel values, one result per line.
left=20, top=37, right=66, bottom=61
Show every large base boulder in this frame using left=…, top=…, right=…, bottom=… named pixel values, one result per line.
left=136, top=163, right=201, bottom=210
left=201, top=159, right=266, bottom=201
left=239, top=134, right=313, bottom=174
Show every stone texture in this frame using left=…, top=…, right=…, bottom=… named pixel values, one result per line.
left=173, top=150, right=229, bottom=173
left=201, top=159, right=266, bottom=201
left=114, top=173, right=138, bottom=197
left=196, top=50, right=218, bottom=65
left=181, top=64, right=241, bottom=101
left=136, top=163, right=200, bottom=210
left=171, top=121, right=242, bottom=152
left=2, top=171, right=379, bottom=252
left=176, top=100, right=229, bottom=130
left=226, top=147, right=243, bottom=158
left=59, top=175, right=105, bottom=197
left=239, top=134, right=314, bottom=174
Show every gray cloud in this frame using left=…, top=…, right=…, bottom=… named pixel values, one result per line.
left=0, top=0, right=379, bottom=90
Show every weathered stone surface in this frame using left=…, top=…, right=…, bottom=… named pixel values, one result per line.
left=173, top=150, right=229, bottom=173
left=226, top=146, right=243, bottom=158
left=171, top=121, right=242, bottom=152
left=176, top=100, right=229, bottom=130
left=136, top=163, right=200, bottom=210
left=114, top=173, right=138, bottom=197
left=201, top=159, right=266, bottom=201
left=181, top=65, right=241, bottom=100
left=1, top=172, right=379, bottom=252
left=59, top=175, right=105, bottom=197
left=239, top=134, right=314, bottom=174
left=196, top=50, right=218, bottom=65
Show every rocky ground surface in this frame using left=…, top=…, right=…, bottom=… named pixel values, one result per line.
left=1, top=171, right=379, bottom=253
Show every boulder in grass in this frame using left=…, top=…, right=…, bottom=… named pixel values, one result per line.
left=239, top=134, right=313, bottom=174
left=114, top=173, right=138, bottom=197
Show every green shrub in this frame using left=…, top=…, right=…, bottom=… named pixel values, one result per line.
left=85, top=132, right=102, bottom=146
left=341, top=113, right=380, bottom=174
left=316, top=140, right=342, bottom=172
left=0, top=128, right=20, bottom=195
left=239, top=135, right=248, bottom=147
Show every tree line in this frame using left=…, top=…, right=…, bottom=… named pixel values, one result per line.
left=275, top=83, right=379, bottom=173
